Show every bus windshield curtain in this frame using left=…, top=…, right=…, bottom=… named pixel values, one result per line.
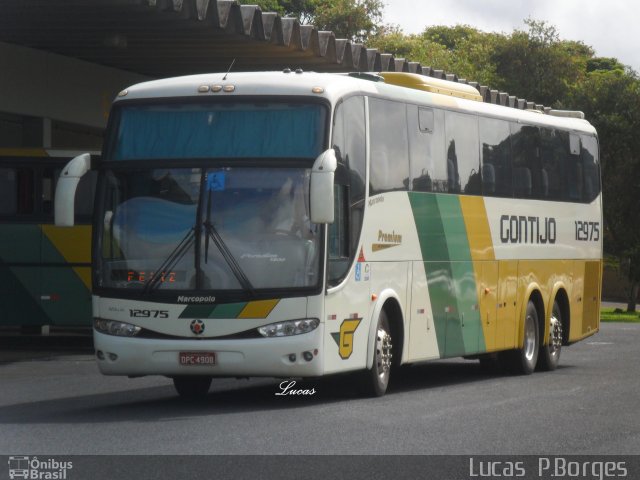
left=112, top=105, right=325, bottom=160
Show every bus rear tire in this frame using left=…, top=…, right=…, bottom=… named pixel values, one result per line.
left=173, top=376, right=212, bottom=399
left=537, top=300, right=563, bottom=371
left=360, top=310, right=393, bottom=397
left=502, top=300, right=539, bottom=375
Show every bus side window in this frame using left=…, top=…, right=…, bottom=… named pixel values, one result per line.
left=539, top=128, right=569, bottom=201
left=444, top=111, right=480, bottom=195
left=328, top=183, right=350, bottom=283
left=409, top=106, right=446, bottom=193
left=328, top=96, right=366, bottom=286
left=580, top=135, right=601, bottom=203
left=0, top=167, right=34, bottom=215
left=43, top=169, right=55, bottom=215
left=369, top=98, right=409, bottom=194
left=408, top=106, right=446, bottom=193
left=511, top=124, right=541, bottom=199
left=479, top=117, right=512, bottom=197
left=566, top=133, right=583, bottom=202
left=0, top=168, right=18, bottom=215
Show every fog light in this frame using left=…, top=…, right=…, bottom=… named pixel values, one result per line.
left=288, top=354, right=296, bottom=362
left=108, top=353, right=118, bottom=361
left=96, top=350, right=105, bottom=360
left=303, top=351, right=313, bottom=362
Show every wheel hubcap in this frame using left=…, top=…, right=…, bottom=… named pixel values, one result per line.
left=376, top=328, right=392, bottom=386
left=524, top=314, right=536, bottom=362
left=549, top=314, right=563, bottom=357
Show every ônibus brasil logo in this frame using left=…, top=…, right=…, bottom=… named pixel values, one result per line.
left=8, top=456, right=73, bottom=479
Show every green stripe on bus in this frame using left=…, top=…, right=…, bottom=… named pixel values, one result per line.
left=208, top=303, right=247, bottom=319
left=179, top=305, right=216, bottom=319
left=0, top=224, right=92, bottom=327
left=409, top=193, right=486, bottom=356
left=179, top=302, right=249, bottom=319
left=409, top=193, right=461, bottom=355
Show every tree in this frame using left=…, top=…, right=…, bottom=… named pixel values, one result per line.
left=367, top=27, right=453, bottom=70
left=368, top=25, right=499, bottom=86
left=490, top=19, right=592, bottom=106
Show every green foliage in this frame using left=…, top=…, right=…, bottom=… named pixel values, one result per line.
left=369, top=25, right=499, bottom=86
left=490, top=19, right=592, bottom=106
left=313, top=0, right=384, bottom=42
left=587, top=57, right=626, bottom=73
left=421, top=24, right=480, bottom=50
left=367, top=29, right=452, bottom=70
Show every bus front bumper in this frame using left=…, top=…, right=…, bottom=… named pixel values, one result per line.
left=93, top=325, right=324, bottom=378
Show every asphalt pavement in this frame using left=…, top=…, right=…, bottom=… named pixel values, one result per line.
left=1, top=323, right=639, bottom=457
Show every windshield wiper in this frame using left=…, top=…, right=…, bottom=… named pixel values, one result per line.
left=142, top=227, right=196, bottom=294
left=203, top=186, right=255, bottom=296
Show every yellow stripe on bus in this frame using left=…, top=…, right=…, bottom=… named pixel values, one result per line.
left=41, top=225, right=93, bottom=290
left=73, top=266, right=92, bottom=291
left=458, top=196, right=497, bottom=351
left=459, top=196, right=495, bottom=261
left=238, top=299, right=280, bottom=319
left=41, top=225, right=92, bottom=263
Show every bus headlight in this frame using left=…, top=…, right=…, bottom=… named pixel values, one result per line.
left=94, top=318, right=142, bottom=337
left=258, top=319, right=319, bottom=337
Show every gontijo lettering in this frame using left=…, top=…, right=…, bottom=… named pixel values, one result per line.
left=499, top=215, right=556, bottom=244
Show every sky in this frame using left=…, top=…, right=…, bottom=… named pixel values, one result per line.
left=383, top=0, right=639, bottom=72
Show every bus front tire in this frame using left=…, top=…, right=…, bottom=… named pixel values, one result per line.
left=361, top=311, right=393, bottom=397
left=537, top=300, right=563, bottom=371
left=501, top=300, right=539, bottom=375
left=173, top=376, right=212, bottom=399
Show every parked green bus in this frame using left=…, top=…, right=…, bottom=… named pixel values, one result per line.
left=0, top=149, right=96, bottom=330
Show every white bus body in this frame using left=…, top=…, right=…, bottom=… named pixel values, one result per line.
left=56, top=71, right=602, bottom=397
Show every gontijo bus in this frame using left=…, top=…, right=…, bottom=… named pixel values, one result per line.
left=55, top=71, right=602, bottom=398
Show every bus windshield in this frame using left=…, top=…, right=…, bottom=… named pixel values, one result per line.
left=99, top=167, right=320, bottom=292
left=98, top=100, right=327, bottom=294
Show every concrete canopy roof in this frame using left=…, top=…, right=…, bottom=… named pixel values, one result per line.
left=0, top=0, right=422, bottom=78
left=1, top=0, right=556, bottom=112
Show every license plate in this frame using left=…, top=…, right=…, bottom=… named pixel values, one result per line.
left=179, top=351, right=216, bottom=366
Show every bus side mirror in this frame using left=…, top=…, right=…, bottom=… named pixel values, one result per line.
left=54, top=153, right=92, bottom=227
left=310, top=149, right=337, bottom=224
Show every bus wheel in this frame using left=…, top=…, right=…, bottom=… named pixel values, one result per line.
left=503, top=300, right=539, bottom=375
left=173, top=376, right=212, bottom=399
left=538, top=300, right=563, bottom=371
left=361, top=310, right=393, bottom=397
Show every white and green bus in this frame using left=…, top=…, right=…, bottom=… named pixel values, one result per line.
left=55, top=71, right=602, bottom=398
